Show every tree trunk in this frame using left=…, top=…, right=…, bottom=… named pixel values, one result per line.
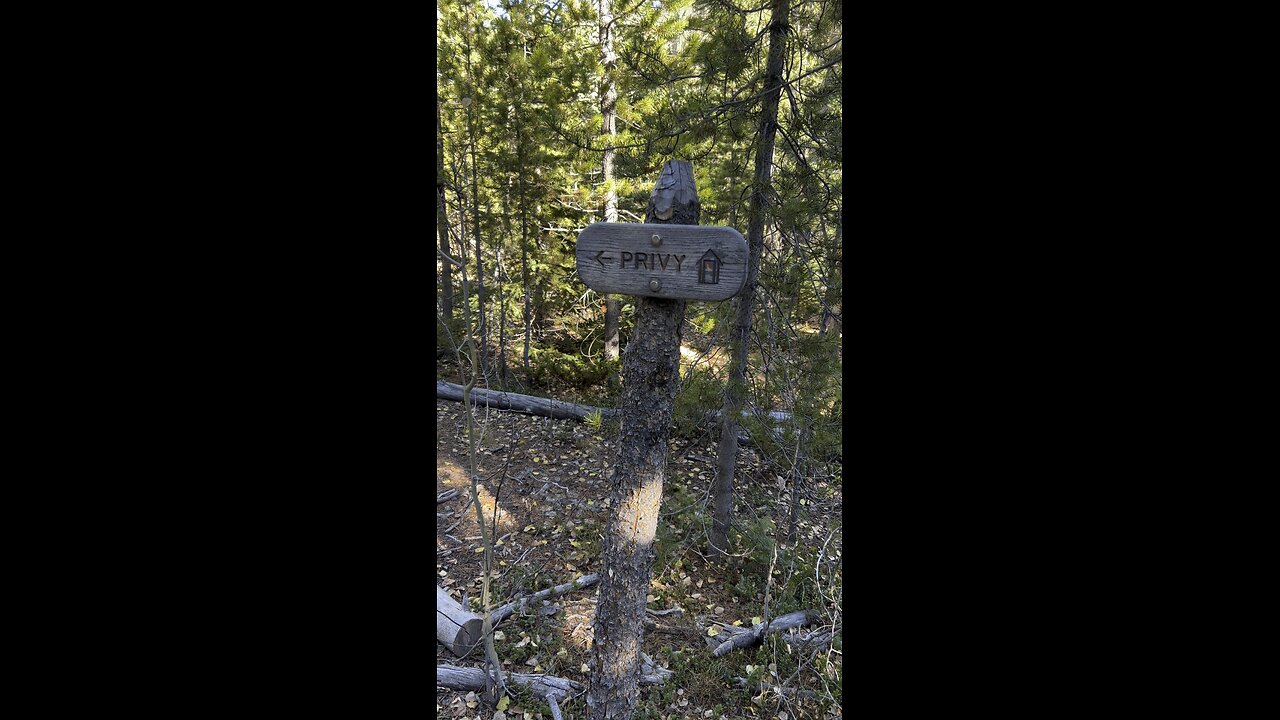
left=463, top=8, right=487, bottom=382
left=599, top=0, right=621, bottom=365
left=438, top=101, right=454, bottom=322
left=710, top=0, right=789, bottom=555
left=499, top=175, right=515, bottom=389
left=604, top=296, right=621, bottom=362
left=587, top=161, right=698, bottom=720
left=517, top=123, right=532, bottom=384
left=498, top=252, right=509, bottom=389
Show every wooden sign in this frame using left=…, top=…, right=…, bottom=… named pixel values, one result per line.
left=575, top=223, right=748, bottom=301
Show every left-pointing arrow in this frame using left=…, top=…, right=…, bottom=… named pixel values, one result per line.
left=594, top=250, right=614, bottom=268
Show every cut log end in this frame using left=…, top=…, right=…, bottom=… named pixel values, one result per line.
left=452, top=617, right=484, bottom=657
left=437, top=585, right=484, bottom=657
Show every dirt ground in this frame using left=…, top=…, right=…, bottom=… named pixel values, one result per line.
left=436, top=397, right=842, bottom=720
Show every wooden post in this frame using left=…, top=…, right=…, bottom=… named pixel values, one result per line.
left=586, top=160, right=698, bottom=720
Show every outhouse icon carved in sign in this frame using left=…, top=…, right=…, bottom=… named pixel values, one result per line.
left=698, top=249, right=721, bottom=284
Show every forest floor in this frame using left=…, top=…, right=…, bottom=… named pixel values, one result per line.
left=436, top=388, right=843, bottom=720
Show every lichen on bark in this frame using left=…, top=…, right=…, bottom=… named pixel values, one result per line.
left=587, top=161, right=697, bottom=720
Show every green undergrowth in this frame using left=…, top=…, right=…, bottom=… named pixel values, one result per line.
left=526, top=346, right=612, bottom=387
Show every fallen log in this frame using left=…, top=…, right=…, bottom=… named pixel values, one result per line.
left=435, top=380, right=756, bottom=445
left=436, top=657, right=669, bottom=704
left=437, top=585, right=483, bottom=657
left=710, top=609, right=819, bottom=657
left=436, top=381, right=616, bottom=422
left=437, top=664, right=581, bottom=701
left=437, top=489, right=460, bottom=504
left=491, top=573, right=599, bottom=626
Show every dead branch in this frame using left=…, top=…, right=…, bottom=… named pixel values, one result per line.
left=710, top=609, right=819, bottom=657
left=781, top=628, right=834, bottom=651
left=491, top=573, right=600, bottom=626
left=437, top=652, right=670, bottom=702
left=437, top=664, right=581, bottom=701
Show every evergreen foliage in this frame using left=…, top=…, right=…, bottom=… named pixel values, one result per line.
left=438, top=0, right=842, bottom=528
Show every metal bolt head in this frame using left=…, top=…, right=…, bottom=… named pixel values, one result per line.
left=649, top=279, right=661, bottom=292
left=651, top=234, right=662, bottom=246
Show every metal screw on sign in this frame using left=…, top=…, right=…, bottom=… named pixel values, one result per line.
left=649, top=279, right=661, bottom=292
left=651, top=234, right=662, bottom=247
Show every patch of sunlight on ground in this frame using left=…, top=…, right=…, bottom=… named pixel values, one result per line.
left=437, top=457, right=469, bottom=491
left=679, top=344, right=729, bottom=374
left=437, top=457, right=515, bottom=531
left=561, top=596, right=596, bottom=651
left=473, top=482, right=517, bottom=531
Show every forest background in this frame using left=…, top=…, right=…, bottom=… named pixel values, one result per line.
left=437, top=0, right=842, bottom=718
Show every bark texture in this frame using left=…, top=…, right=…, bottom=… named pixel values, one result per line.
left=586, top=160, right=697, bottom=720
left=711, top=0, right=790, bottom=555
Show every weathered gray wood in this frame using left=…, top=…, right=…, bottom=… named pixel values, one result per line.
left=436, top=659, right=667, bottom=703
left=437, top=489, right=460, bottom=504
left=781, top=628, right=834, bottom=651
left=436, top=664, right=583, bottom=700
left=436, top=380, right=617, bottom=421
left=490, top=573, right=599, bottom=626
left=576, top=223, right=747, bottom=301
left=587, top=160, right=696, bottom=720
left=437, top=585, right=484, bottom=657
left=710, top=609, right=817, bottom=657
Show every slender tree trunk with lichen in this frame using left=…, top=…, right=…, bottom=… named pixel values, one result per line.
left=600, top=0, right=622, bottom=369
